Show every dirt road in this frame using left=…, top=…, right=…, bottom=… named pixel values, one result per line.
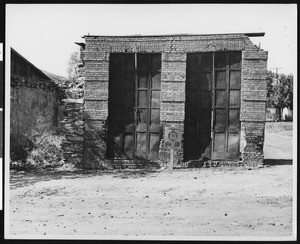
left=8, top=165, right=293, bottom=239
left=8, top=122, right=294, bottom=239
left=264, top=122, right=293, bottom=160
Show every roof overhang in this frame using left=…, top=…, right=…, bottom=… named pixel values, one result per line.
left=82, top=32, right=265, bottom=38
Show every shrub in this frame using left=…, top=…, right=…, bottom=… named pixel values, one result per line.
left=10, top=131, right=65, bottom=170
left=284, top=114, right=293, bottom=122
left=10, top=135, right=34, bottom=163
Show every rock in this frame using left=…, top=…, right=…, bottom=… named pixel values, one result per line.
left=75, top=121, right=84, bottom=126
left=66, top=136, right=84, bottom=142
left=67, top=157, right=83, bottom=165
left=62, top=98, right=84, bottom=104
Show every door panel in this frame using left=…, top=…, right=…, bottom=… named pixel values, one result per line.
left=215, top=52, right=227, bottom=69
left=138, top=55, right=149, bottom=71
left=199, top=110, right=211, bottom=131
left=138, top=91, right=148, bottom=107
left=200, top=72, right=212, bottom=90
left=135, top=133, right=147, bottom=159
left=152, top=73, right=161, bottom=89
left=124, top=72, right=135, bottom=90
left=150, top=109, right=160, bottom=125
left=151, top=91, right=160, bottom=108
left=184, top=53, right=213, bottom=161
left=216, top=71, right=226, bottom=88
left=213, top=133, right=226, bottom=158
left=228, top=109, right=240, bottom=133
left=201, top=53, right=213, bottom=71
left=135, top=54, right=162, bottom=160
left=227, top=133, right=240, bottom=158
left=229, top=52, right=241, bottom=69
left=212, top=51, right=241, bottom=160
left=148, top=133, right=160, bottom=161
left=185, top=51, right=241, bottom=161
left=200, top=91, right=211, bottom=109
left=229, top=71, right=241, bottom=88
left=214, top=109, right=226, bottom=132
left=229, top=90, right=240, bottom=107
left=215, top=90, right=227, bottom=107
left=107, top=53, right=161, bottom=161
left=138, top=73, right=148, bottom=88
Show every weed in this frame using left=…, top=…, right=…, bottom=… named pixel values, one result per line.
left=10, top=130, right=65, bottom=171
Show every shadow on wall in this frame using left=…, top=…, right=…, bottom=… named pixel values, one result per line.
left=82, top=113, right=108, bottom=169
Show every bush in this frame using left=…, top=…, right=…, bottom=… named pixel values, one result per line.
left=284, top=114, right=293, bottom=122
left=10, top=131, right=65, bottom=170
left=10, top=135, right=35, bottom=163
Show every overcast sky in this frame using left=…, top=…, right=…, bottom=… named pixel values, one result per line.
left=6, top=4, right=297, bottom=77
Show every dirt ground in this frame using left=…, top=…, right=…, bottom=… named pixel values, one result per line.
left=7, top=122, right=295, bottom=239
left=264, top=122, right=293, bottom=160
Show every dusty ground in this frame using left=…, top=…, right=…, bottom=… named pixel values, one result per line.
left=264, top=122, right=293, bottom=160
left=8, top=122, right=294, bottom=239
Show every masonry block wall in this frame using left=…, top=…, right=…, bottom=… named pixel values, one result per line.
left=83, top=34, right=268, bottom=168
left=159, top=52, right=186, bottom=166
left=240, top=37, right=268, bottom=166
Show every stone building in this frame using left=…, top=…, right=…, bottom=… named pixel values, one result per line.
left=10, top=48, right=61, bottom=160
left=76, top=33, right=268, bottom=169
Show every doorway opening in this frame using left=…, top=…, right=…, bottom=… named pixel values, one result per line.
left=184, top=51, right=241, bottom=161
left=107, top=53, right=162, bottom=161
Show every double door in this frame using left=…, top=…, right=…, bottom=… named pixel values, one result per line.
left=184, top=51, right=241, bottom=161
left=107, top=53, right=161, bottom=161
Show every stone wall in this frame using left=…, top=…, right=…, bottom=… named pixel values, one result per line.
left=83, top=34, right=268, bottom=168
left=10, top=75, right=60, bottom=141
left=59, top=46, right=86, bottom=166
left=60, top=98, right=84, bottom=166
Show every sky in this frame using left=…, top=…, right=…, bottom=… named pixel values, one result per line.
left=6, top=4, right=297, bottom=78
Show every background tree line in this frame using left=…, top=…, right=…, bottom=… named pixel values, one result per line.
left=266, top=71, right=293, bottom=121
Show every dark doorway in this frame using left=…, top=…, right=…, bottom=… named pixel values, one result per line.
left=184, top=53, right=213, bottom=161
left=107, top=53, right=162, bottom=161
left=184, top=51, right=241, bottom=161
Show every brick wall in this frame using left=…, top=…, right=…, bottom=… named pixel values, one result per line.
left=240, top=37, right=268, bottom=166
left=83, top=34, right=267, bottom=168
left=159, top=52, right=186, bottom=165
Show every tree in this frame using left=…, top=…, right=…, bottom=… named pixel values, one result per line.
left=267, top=71, right=293, bottom=121
left=66, top=51, right=80, bottom=83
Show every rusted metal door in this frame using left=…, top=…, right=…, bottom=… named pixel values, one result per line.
left=107, top=53, right=161, bottom=161
left=184, top=51, right=241, bottom=161
left=184, top=53, right=213, bottom=161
